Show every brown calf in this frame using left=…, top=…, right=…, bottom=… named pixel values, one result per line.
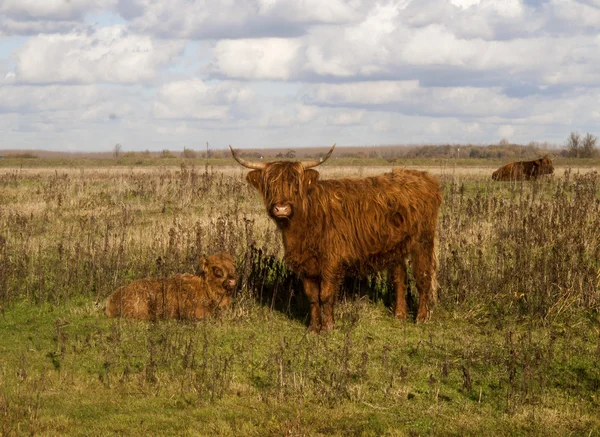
left=105, top=252, right=237, bottom=321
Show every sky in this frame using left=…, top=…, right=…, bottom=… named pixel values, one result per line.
left=1, top=0, right=599, bottom=152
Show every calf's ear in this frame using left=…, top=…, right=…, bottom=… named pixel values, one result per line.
left=246, top=170, right=262, bottom=190
left=199, top=257, right=209, bottom=275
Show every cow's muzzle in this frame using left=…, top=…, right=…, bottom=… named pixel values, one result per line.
left=271, top=203, right=292, bottom=218
left=223, top=278, right=237, bottom=292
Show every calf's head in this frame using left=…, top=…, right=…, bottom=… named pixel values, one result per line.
left=230, top=144, right=335, bottom=222
left=200, top=252, right=237, bottom=293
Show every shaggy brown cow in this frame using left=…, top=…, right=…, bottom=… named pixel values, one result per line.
left=105, top=252, right=237, bottom=321
left=230, top=144, right=442, bottom=332
left=492, top=156, right=554, bottom=181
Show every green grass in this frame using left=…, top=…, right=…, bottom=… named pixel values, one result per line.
left=1, top=163, right=600, bottom=435
left=2, top=298, right=599, bottom=436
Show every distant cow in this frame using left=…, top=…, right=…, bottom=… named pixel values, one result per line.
left=231, top=144, right=442, bottom=333
left=105, top=253, right=237, bottom=321
left=492, top=156, right=554, bottom=181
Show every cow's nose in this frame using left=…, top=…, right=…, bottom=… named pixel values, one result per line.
left=273, top=203, right=291, bottom=216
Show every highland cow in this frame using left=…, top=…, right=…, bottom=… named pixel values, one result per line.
left=492, top=156, right=554, bottom=181
left=230, top=144, right=442, bottom=333
left=105, top=252, right=237, bottom=321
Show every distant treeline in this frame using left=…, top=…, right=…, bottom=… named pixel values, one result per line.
left=215, top=142, right=557, bottom=161
left=0, top=144, right=559, bottom=161
left=3, top=136, right=597, bottom=161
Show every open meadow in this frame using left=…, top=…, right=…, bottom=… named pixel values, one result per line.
left=1, top=159, right=600, bottom=436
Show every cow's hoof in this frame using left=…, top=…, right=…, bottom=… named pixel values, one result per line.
left=394, top=310, right=408, bottom=321
left=307, top=324, right=321, bottom=334
left=320, top=321, right=334, bottom=333
left=416, top=311, right=431, bottom=324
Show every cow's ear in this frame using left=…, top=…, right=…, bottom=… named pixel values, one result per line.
left=246, top=170, right=263, bottom=190
left=304, top=169, right=319, bottom=187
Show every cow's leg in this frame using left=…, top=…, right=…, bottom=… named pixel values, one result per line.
left=411, top=236, right=438, bottom=323
left=320, top=274, right=342, bottom=332
left=391, top=261, right=408, bottom=320
left=303, top=277, right=321, bottom=333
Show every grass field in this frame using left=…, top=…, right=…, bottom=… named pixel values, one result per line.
left=1, top=161, right=600, bottom=436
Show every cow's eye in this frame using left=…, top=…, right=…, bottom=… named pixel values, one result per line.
left=212, top=267, right=224, bottom=277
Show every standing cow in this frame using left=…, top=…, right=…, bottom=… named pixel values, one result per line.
left=231, top=144, right=442, bottom=333
left=492, top=156, right=554, bottom=181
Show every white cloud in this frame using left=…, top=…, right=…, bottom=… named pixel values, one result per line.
left=259, top=103, right=320, bottom=127
left=0, top=84, right=101, bottom=112
left=257, top=0, right=359, bottom=24
left=0, top=0, right=116, bottom=35
left=482, top=0, right=524, bottom=18
left=305, top=3, right=400, bottom=77
left=12, top=26, right=184, bottom=84
left=329, top=110, right=365, bottom=125
left=210, top=3, right=404, bottom=80
left=450, top=0, right=481, bottom=8
left=372, top=119, right=394, bottom=133
left=497, top=124, right=515, bottom=138
left=307, top=81, right=524, bottom=117
left=120, top=0, right=360, bottom=39
left=449, top=0, right=524, bottom=17
left=153, top=79, right=255, bottom=120
left=213, top=38, right=303, bottom=80
left=1, top=0, right=115, bottom=20
left=0, top=17, right=82, bottom=35
left=545, top=0, right=600, bottom=30
left=0, top=84, right=140, bottom=122
left=210, top=10, right=600, bottom=88
left=460, top=122, right=482, bottom=135
left=311, top=81, right=420, bottom=105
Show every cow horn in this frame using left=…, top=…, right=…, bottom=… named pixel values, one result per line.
left=302, top=144, right=336, bottom=169
left=229, top=145, right=267, bottom=170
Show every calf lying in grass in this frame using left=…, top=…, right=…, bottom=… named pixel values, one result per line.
left=105, top=252, right=237, bottom=321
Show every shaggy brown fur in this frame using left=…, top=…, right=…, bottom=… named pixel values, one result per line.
left=492, top=156, right=554, bottom=181
left=105, top=253, right=237, bottom=321
left=233, top=151, right=442, bottom=333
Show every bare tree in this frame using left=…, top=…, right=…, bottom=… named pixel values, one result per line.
left=581, top=133, right=598, bottom=158
left=566, top=132, right=581, bottom=158
left=566, top=132, right=598, bottom=158
left=113, top=143, right=122, bottom=158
